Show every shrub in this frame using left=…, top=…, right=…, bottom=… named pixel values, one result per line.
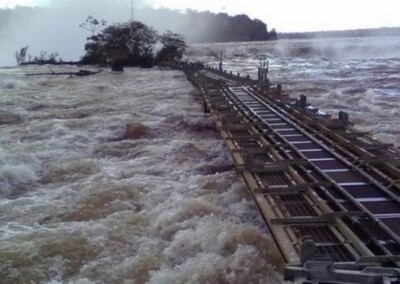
left=15, top=46, right=28, bottom=65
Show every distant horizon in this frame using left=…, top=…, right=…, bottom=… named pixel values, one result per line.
left=279, top=25, right=400, bottom=34
left=1, top=0, right=400, bottom=33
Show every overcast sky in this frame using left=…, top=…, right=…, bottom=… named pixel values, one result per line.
left=1, top=0, right=400, bottom=32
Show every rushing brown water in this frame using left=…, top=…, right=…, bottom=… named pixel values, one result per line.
left=3, top=36, right=399, bottom=283
left=0, top=66, right=283, bottom=283
left=187, top=36, right=400, bottom=148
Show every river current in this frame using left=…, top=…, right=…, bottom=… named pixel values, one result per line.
left=0, top=36, right=399, bottom=283
left=187, top=36, right=400, bottom=147
left=0, top=66, right=282, bottom=283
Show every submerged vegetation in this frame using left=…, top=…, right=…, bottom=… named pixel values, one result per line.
left=15, top=46, right=63, bottom=65
left=14, top=46, right=28, bottom=65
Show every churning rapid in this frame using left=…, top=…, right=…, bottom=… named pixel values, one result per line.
left=1, top=36, right=399, bottom=283
left=0, top=66, right=282, bottom=283
left=187, top=36, right=400, bottom=148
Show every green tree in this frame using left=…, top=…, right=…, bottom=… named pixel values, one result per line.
left=81, top=21, right=158, bottom=66
left=81, top=20, right=187, bottom=66
left=127, top=21, right=158, bottom=62
left=156, top=31, right=187, bottom=62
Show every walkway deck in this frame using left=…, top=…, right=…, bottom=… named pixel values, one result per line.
left=184, top=65, right=400, bottom=284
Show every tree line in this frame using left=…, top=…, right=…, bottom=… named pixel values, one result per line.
left=136, top=7, right=278, bottom=42
left=1, top=5, right=277, bottom=45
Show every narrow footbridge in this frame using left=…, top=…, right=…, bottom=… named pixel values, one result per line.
left=183, top=64, right=400, bottom=284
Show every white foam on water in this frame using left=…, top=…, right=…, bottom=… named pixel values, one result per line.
left=0, top=65, right=283, bottom=283
left=0, top=148, right=42, bottom=197
left=187, top=39, right=400, bottom=148
left=2, top=39, right=400, bottom=282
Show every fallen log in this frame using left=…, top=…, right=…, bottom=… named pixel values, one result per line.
left=26, top=69, right=102, bottom=77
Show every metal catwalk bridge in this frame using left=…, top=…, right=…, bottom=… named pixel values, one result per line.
left=183, top=64, right=400, bottom=284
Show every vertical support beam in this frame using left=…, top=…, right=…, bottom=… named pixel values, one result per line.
left=219, top=51, right=223, bottom=71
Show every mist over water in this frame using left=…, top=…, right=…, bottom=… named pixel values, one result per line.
left=186, top=36, right=400, bottom=147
